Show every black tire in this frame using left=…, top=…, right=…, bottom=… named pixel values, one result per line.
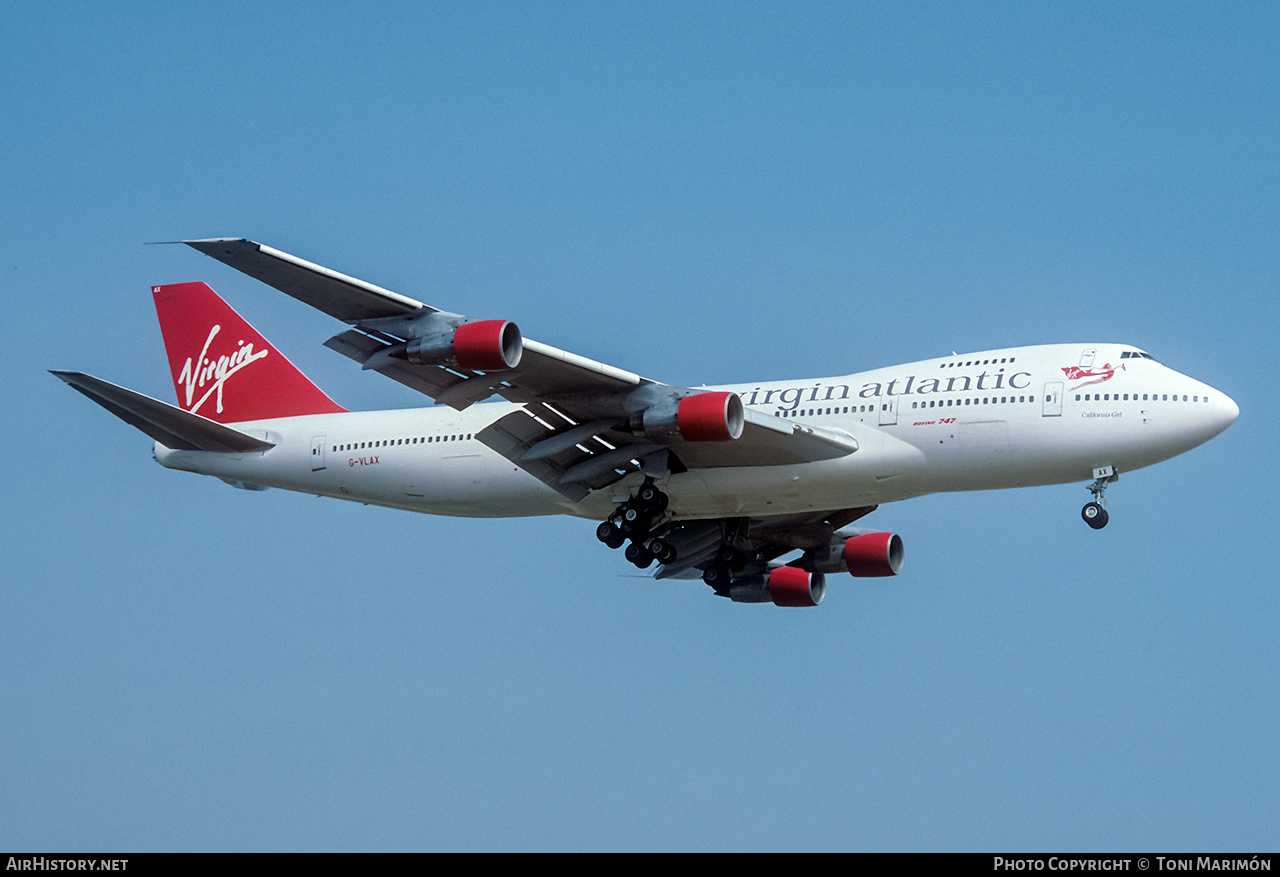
left=716, top=544, right=747, bottom=571
left=1082, top=502, right=1109, bottom=529
left=648, top=538, right=676, bottom=564
left=596, top=521, right=619, bottom=544
left=625, top=542, right=655, bottom=568
left=702, top=564, right=730, bottom=588
left=636, top=484, right=661, bottom=510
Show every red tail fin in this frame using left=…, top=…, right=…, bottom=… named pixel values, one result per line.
left=152, top=282, right=346, bottom=423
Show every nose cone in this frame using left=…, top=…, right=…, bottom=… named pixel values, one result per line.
left=1216, top=391, right=1240, bottom=433
left=1191, top=385, right=1239, bottom=446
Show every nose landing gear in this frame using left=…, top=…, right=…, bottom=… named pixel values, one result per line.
left=1082, top=467, right=1117, bottom=530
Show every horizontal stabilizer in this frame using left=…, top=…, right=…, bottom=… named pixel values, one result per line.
left=51, top=371, right=275, bottom=453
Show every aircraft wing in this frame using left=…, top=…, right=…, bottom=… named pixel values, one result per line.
left=183, top=238, right=427, bottom=322
left=652, top=506, right=879, bottom=580
left=185, top=238, right=858, bottom=500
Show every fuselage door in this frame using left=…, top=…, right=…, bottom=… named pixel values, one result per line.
left=1042, top=382, right=1063, bottom=417
left=1079, top=348, right=1096, bottom=368
left=310, top=435, right=327, bottom=471
left=879, top=394, right=898, bottom=426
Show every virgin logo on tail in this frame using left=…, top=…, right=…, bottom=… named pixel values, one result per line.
left=1062, top=363, right=1125, bottom=390
left=178, top=324, right=270, bottom=415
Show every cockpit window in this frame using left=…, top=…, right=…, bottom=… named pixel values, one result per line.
left=1120, top=350, right=1158, bottom=362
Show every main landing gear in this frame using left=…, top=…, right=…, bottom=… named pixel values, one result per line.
left=1082, top=468, right=1117, bottom=530
left=595, top=479, right=676, bottom=568
left=701, top=544, right=748, bottom=589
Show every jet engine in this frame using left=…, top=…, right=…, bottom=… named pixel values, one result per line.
left=723, top=566, right=827, bottom=607
left=636, top=391, right=745, bottom=442
left=404, top=319, right=523, bottom=371
left=808, top=531, right=904, bottom=577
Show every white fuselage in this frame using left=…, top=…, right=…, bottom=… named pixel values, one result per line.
left=153, top=343, right=1238, bottom=521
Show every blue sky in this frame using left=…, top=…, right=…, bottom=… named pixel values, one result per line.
left=2, top=2, right=1276, bottom=851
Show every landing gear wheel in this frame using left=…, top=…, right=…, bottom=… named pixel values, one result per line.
left=647, top=538, right=676, bottom=564
left=1082, top=502, right=1109, bottom=529
left=625, top=542, right=655, bottom=568
left=596, top=521, right=625, bottom=549
left=702, top=564, right=731, bottom=589
left=715, top=544, right=747, bottom=572
left=634, top=483, right=669, bottom=514
left=636, top=484, right=659, bottom=509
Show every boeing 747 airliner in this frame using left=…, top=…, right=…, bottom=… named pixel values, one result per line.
left=54, top=239, right=1238, bottom=606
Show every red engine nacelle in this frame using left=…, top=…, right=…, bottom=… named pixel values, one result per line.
left=723, top=566, right=827, bottom=607
left=768, top=566, right=827, bottom=607
left=841, top=532, right=904, bottom=577
left=676, top=391, right=744, bottom=442
left=406, top=319, right=523, bottom=371
left=452, top=320, right=523, bottom=371
left=639, top=391, right=745, bottom=442
left=810, top=532, right=905, bottom=577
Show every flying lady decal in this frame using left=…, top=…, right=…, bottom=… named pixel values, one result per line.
left=1062, top=363, right=1124, bottom=391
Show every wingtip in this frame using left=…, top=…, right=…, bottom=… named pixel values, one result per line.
left=142, top=237, right=255, bottom=249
